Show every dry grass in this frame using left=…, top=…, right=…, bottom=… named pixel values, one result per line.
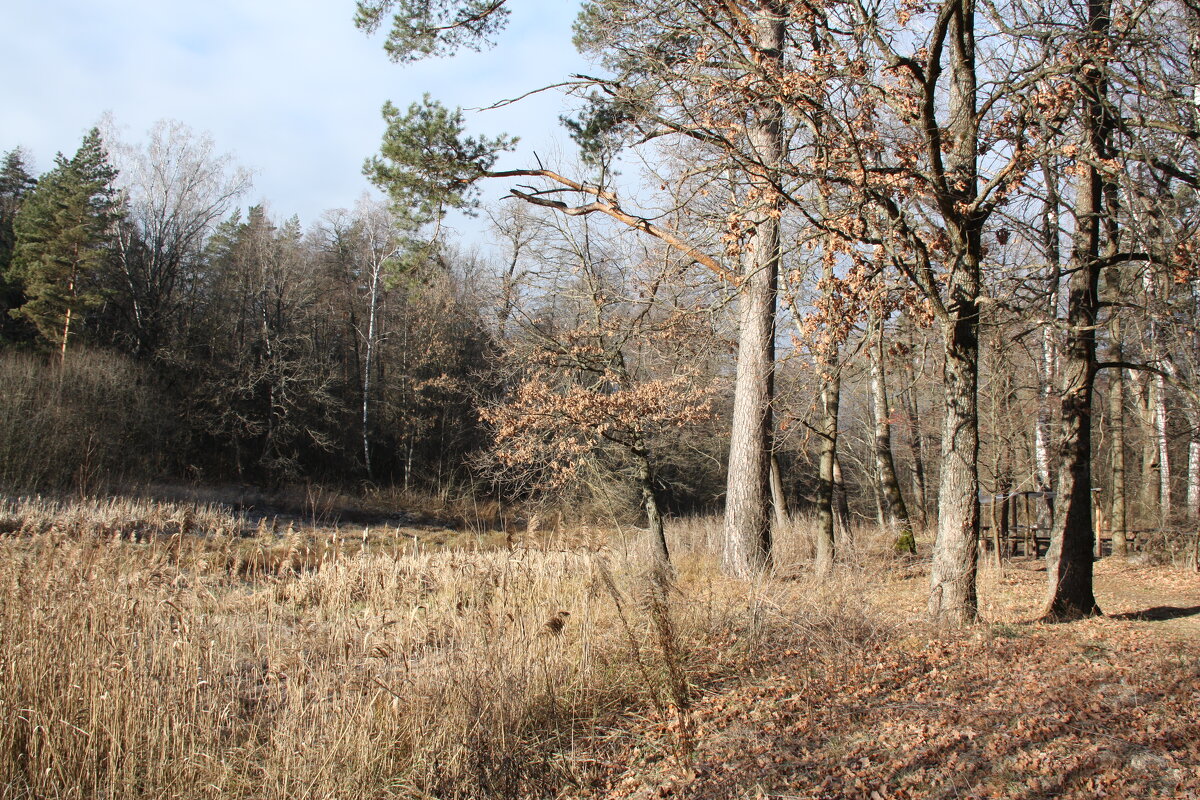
left=0, top=495, right=252, bottom=539
left=0, top=502, right=887, bottom=799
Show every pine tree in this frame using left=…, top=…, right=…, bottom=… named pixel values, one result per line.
left=7, top=129, right=120, bottom=358
left=0, top=148, right=37, bottom=267
left=0, top=148, right=38, bottom=344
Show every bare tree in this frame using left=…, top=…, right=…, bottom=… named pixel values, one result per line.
left=105, top=119, right=250, bottom=357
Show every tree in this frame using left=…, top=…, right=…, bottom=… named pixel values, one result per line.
left=479, top=207, right=718, bottom=562
left=185, top=206, right=345, bottom=481
left=0, top=148, right=38, bottom=344
left=105, top=119, right=250, bottom=358
left=1041, top=0, right=1114, bottom=620
left=354, top=0, right=511, bottom=62
left=358, top=0, right=794, bottom=577
left=869, top=315, right=916, bottom=553
left=0, top=149, right=37, bottom=272
left=7, top=129, right=120, bottom=359
left=317, top=196, right=409, bottom=479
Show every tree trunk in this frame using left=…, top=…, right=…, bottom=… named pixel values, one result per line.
left=1188, top=433, right=1200, bottom=521
left=1190, top=261, right=1200, bottom=522
left=1154, top=373, right=1171, bottom=524
left=1109, top=316, right=1128, bottom=556
left=770, top=453, right=790, bottom=532
left=60, top=275, right=77, bottom=364
left=989, top=373, right=1010, bottom=570
left=722, top=217, right=778, bottom=577
left=1133, top=371, right=1160, bottom=525
left=870, top=318, right=915, bottom=553
left=928, top=318, right=981, bottom=625
left=902, top=361, right=929, bottom=530
left=636, top=449, right=670, bottom=565
left=1042, top=0, right=1109, bottom=621
left=1044, top=265, right=1102, bottom=619
left=927, top=0, right=983, bottom=627
left=832, top=452, right=851, bottom=541
left=989, top=481, right=1007, bottom=570
left=1036, top=165, right=1061, bottom=512
left=815, top=373, right=839, bottom=575
left=361, top=265, right=380, bottom=479
left=721, top=5, right=784, bottom=578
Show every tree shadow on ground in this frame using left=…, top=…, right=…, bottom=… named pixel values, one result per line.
left=1110, top=605, right=1200, bottom=621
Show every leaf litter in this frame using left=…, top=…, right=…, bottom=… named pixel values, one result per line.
left=578, top=558, right=1200, bottom=800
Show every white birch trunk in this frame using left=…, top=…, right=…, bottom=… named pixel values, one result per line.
left=1155, top=374, right=1171, bottom=523
left=1188, top=436, right=1200, bottom=520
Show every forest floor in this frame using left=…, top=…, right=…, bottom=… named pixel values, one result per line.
left=591, top=557, right=1200, bottom=800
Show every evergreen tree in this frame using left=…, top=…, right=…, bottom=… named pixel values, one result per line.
left=7, top=128, right=120, bottom=358
left=0, top=148, right=37, bottom=267
left=0, top=148, right=38, bottom=344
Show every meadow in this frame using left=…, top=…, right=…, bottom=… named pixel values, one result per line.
left=1, top=496, right=1196, bottom=799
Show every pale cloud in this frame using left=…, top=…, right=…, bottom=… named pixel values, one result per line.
left=1, top=1, right=588, bottom=227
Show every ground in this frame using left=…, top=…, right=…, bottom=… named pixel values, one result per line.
left=2, top=497, right=1197, bottom=799
left=589, top=558, right=1200, bottom=800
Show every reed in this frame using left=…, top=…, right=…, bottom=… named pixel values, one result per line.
left=0, top=503, right=888, bottom=799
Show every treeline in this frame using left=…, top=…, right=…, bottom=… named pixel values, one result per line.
left=8, top=0, right=1200, bottom=628
left=0, top=125, right=491, bottom=493
left=3, top=104, right=1200, bottom=557
left=0, top=123, right=732, bottom=513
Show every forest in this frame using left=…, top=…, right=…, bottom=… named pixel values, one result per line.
left=1, top=1, right=1199, bottom=798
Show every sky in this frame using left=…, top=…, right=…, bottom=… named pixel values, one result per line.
left=1, top=1, right=591, bottom=236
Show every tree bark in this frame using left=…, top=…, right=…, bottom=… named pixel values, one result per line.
left=60, top=275, right=76, bottom=364
left=1042, top=0, right=1110, bottom=621
left=816, top=372, right=839, bottom=575
left=1154, top=373, right=1171, bottom=523
left=832, top=452, right=851, bottom=540
left=636, top=448, right=670, bottom=565
left=1188, top=432, right=1200, bottom=520
left=927, top=0, right=984, bottom=626
left=901, top=351, right=929, bottom=529
left=770, top=453, right=790, bottom=532
left=721, top=4, right=785, bottom=578
left=1108, top=315, right=1128, bottom=556
left=870, top=317, right=915, bottom=553
left=1036, top=160, right=1062, bottom=517
left=991, top=478, right=1010, bottom=570
left=928, top=316, right=982, bottom=625
left=1132, top=370, right=1160, bottom=524
left=361, top=261, right=381, bottom=479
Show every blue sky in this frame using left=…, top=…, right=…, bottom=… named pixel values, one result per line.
left=1, top=1, right=590, bottom=231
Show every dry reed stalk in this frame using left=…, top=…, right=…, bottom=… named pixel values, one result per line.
left=0, top=503, right=890, bottom=799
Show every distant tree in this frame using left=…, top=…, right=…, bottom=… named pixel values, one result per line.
left=7, top=129, right=120, bottom=360
left=0, top=148, right=38, bottom=344
left=185, top=206, right=345, bottom=481
left=0, top=149, right=37, bottom=269
left=317, top=196, right=427, bottom=480
left=105, top=119, right=251, bottom=358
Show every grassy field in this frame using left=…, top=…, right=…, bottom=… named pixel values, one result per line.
left=0, top=496, right=1196, bottom=799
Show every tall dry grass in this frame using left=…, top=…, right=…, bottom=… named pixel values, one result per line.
left=0, top=351, right=169, bottom=494
left=0, top=495, right=251, bottom=539
left=0, top=503, right=890, bottom=799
